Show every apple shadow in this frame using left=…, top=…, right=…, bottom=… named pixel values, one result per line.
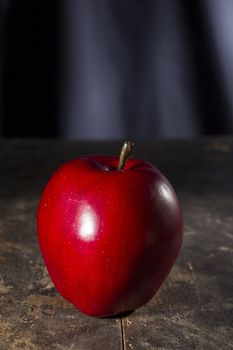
left=100, top=309, right=134, bottom=319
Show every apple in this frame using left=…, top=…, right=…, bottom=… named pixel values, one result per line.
left=37, top=141, right=183, bottom=317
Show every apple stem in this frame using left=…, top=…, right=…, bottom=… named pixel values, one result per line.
left=117, top=141, right=134, bottom=170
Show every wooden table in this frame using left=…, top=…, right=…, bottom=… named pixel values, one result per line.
left=0, top=139, right=232, bottom=350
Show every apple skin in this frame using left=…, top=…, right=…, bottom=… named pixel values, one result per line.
left=37, top=155, right=183, bottom=317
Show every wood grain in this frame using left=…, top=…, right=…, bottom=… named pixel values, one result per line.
left=0, top=139, right=232, bottom=349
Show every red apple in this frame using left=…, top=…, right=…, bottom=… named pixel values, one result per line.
left=37, top=141, right=183, bottom=317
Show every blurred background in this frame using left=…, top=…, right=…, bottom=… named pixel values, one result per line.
left=1, top=0, right=233, bottom=139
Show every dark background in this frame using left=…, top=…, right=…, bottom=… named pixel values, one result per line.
left=1, top=0, right=233, bottom=139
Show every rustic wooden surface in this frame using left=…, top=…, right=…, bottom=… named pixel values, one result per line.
left=0, top=139, right=233, bottom=350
